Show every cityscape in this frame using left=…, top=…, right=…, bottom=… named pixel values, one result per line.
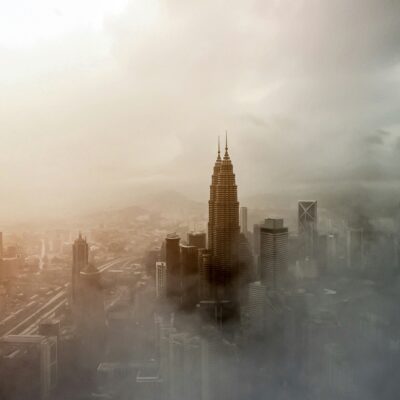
left=1, top=1, right=400, bottom=399
left=0, top=136, right=399, bottom=400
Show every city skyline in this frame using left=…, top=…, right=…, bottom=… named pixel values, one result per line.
left=1, top=2, right=400, bottom=399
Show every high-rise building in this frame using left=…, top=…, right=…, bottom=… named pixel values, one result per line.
left=188, top=231, right=207, bottom=249
left=156, top=261, right=167, bottom=298
left=298, top=201, right=318, bottom=258
left=252, top=223, right=261, bottom=272
left=0, top=335, right=57, bottom=400
left=209, top=135, right=240, bottom=300
left=240, top=206, right=248, bottom=234
left=72, top=233, right=89, bottom=302
left=198, top=249, right=213, bottom=301
left=260, top=218, right=288, bottom=289
left=166, top=233, right=181, bottom=299
left=208, top=139, right=222, bottom=254
left=145, top=247, right=161, bottom=278
left=180, top=244, right=199, bottom=309
left=77, top=263, right=106, bottom=371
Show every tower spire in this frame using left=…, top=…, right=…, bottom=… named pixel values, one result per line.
left=224, top=131, right=230, bottom=158
left=217, top=136, right=221, bottom=159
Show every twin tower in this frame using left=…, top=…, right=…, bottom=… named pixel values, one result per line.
left=207, top=135, right=240, bottom=300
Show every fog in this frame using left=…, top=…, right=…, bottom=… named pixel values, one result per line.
left=2, top=3, right=400, bottom=399
left=0, top=0, right=399, bottom=222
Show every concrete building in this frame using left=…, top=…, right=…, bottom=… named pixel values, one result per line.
left=165, top=233, right=181, bottom=299
left=208, top=135, right=240, bottom=302
left=260, top=218, right=288, bottom=289
left=77, top=264, right=106, bottom=372
left=298, top=201, right=318, bottom=258
left=198, top=249, right=213, bottom=301
left=156, top=261, right=167, bottom=299
left=0, top=334, right=57, bottom=400
left=72, top=233, right=89, bottom=302
left=180, top=244, right=199, bottom=310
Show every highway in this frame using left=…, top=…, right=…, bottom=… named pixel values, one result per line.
left=0, top=256, right=137, bottom=338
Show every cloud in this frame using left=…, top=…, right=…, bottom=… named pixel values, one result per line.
left=0, top=0, right=400, bottom=220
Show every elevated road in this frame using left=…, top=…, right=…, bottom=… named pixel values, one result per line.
left=0, top=257, right=137, bottom=338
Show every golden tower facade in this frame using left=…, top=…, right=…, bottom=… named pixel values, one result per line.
left=208, top=135, right=240, bottom=299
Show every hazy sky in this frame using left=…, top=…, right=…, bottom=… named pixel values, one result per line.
left=1, top=0, right=400, bottom=221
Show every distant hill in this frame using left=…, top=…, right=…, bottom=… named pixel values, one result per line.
left=130, top=189, right=206, bottom=218
left=78, top=190, right=206, bottom=226
left=81, top=205, right=150, bottom=225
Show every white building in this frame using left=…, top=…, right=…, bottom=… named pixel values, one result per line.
left=156, top=261, right=167, bottom=298
left=260, top=218, right=288, bottom=289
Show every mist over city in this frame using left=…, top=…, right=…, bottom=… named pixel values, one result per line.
left=1, top=1, right=400, bottom=399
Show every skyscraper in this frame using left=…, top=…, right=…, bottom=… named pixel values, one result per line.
left=165, top=233, right=181, bottom=299
left=180, top=244, right=199, bottom=309
left=208, top=139, right=222, bottom=253
left=208, top=135, right=240, bottom=300
left=298, top=201, right=318, bottom=258
left=72, top=233, right=89, bottom=302
left=240, top=207, right=248, bottom=234
left=156, top=261, right=167, bottom=298
left=260, top=218, right=288, bottom=289
left=0, top=335, right=58, bottom=400
left=78, top=264, right=106, bottom=371
left=198, top=249, right=213, bottom=300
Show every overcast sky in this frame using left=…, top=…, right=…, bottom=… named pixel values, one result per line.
left=1, top=0, right=400, bottom=221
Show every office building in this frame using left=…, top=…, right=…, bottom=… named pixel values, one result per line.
left=77, top=264, right=106, bottom=371
left=145, top=247, right=161, bottom=278
left=72, top=233, right=89, bottom=302
left=208, top=138, right=222, bottom=254
left=199, top=249, right=213, bottom=301
left=208, top=135, right=240, bottom=301
left=0, top=335, right=57, bottom=400
left=165, top=233, right=181, bottom=299
left=260, top=218, right=288, bottom=289
left=155, top=261, right=167, bottom=299
left=298, top=201, right=318, bottom=258
left=180, top=244, right=199, bottom=309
